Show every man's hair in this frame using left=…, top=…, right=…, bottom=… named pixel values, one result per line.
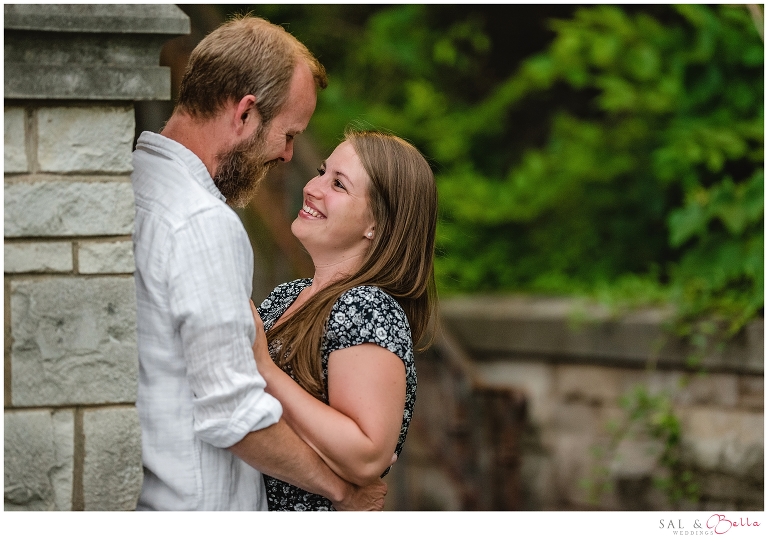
left=176, top=15, right=327, bottom=124
left=266, top=129, right=438, bottom=400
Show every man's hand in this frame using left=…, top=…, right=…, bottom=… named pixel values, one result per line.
left=332, top=478, right=387, bottom=511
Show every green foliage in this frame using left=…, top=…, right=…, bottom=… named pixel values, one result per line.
left=299, top=4, right=763, bottom=334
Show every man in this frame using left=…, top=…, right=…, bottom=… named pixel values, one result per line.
left=131, top=15, right=387, bottom=511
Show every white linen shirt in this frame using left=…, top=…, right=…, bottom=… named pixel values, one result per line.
left=131, top=131, right=283, bottom=511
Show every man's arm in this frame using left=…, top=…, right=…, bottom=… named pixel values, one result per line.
left=227, top=419, right=387, bottom=510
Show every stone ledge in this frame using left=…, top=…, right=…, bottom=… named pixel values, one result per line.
left=440, top=295, right=764, bottom=375
left=4, top=4, right=189, bottom=34
left=5, top=64, right=171, bottom=101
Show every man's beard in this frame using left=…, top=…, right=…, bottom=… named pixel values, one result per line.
left=213, top=127, right=278, bottom=208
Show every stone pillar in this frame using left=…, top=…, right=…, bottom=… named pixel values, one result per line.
left=4, top=4, right=189, bottom=511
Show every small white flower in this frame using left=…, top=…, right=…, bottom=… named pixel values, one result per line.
left=375, top=327, right=387, bottom=340
left=334, top=312, right=346, bottom=323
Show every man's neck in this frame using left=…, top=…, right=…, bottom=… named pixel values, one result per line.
left=161, top=112, right=226, bottom=178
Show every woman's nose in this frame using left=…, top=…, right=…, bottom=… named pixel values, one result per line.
left=303, top=174, right=323, bottom=198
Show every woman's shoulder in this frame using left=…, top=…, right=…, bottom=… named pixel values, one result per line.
left=333, top=285, right=411, bottom=332
left=337, top=285, right=404, bottom=314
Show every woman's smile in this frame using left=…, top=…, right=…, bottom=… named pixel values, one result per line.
left=300, top=202, right=326, bottom=219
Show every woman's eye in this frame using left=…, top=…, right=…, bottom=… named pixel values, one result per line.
left=316, top=167, right=325, bottom=176
left=333, top=179, right=346, bottom=190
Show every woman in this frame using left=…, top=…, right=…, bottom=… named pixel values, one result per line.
left=251, top=129, right=437, bottom=511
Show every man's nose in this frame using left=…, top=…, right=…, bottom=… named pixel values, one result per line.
left=277, top=141, right=295, bottom=162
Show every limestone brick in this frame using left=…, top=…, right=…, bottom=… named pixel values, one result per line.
left=4, top=176, right=134, bottom=237
left=77, top=240, right=135, bottom=274
left=10, top=276, right=138, bottom=406
left=4, top=106, right=27, bottom=173
left=36, top=106, right=134, bottom=173
left=82, top=407, right=142, bottom=510
left=681, top=407, right=764, bottom=477
left=4, top=409, right=74, bottom=511
left=4, top=241, right=73, bottom=273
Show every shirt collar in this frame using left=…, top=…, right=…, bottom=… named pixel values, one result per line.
left=136, top=131, right=226, bottom=203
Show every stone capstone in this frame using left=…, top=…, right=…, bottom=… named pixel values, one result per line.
left=4, top=4, right=190, bottom=101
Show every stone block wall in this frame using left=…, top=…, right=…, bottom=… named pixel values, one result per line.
left=390, top=296, right=763, bottom=511
left=4, top=4, right=189, bottom=511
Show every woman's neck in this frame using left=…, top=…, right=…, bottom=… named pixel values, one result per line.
left=308, top=252, right=364, bottom=292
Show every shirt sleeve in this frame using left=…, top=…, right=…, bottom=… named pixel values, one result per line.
left=167, top=206, right=282, bottom=448
left=323, top=286, right=412, bottom=364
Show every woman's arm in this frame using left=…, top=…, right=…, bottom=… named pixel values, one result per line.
left=251, top=305, right=405, bottom=486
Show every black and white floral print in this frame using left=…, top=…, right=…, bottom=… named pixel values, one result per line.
left=257, top=279, right=417, bottom=511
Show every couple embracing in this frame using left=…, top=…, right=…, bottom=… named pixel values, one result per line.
left=131, top=15, right=437, bottom=511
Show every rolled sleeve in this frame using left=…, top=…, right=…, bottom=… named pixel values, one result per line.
left=168, top=207, right=282, bottom=448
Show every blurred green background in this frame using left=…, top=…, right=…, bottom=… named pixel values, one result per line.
left=173, top=4, right=763, bottom=338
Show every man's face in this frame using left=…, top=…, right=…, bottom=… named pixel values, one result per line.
left=213, top=124, right=274, bottom=208
left=213, top=62, right=318, bottom=208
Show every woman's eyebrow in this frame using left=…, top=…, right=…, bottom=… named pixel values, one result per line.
left=326, top=162, right=352, bottom=184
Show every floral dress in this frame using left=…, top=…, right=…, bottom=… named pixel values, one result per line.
left=256, top=278, right=417, bottom=511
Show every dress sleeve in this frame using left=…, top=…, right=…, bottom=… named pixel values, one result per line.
left=323, top=286, right=412, bottom=364
left=167, top=206, right=282, bottom=448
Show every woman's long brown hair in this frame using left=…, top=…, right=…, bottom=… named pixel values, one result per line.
left=265, top=129, right=438, bottom=400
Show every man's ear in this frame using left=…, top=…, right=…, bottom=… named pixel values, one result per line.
left=233, top=95, right=259, bottom=136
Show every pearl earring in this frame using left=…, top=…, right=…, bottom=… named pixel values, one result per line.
left=367, top=232, right=373, bottom=239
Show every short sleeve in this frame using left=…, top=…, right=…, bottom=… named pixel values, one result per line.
left=322, top=286, right=412, bottom=363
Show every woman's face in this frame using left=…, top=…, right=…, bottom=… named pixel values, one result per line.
left=291, top=140, right=375, bottom=266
